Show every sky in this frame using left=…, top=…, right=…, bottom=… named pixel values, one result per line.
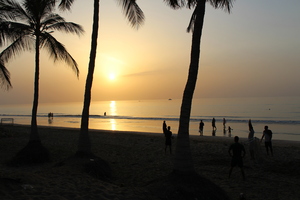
left=0, top=0, right=300, bottom=104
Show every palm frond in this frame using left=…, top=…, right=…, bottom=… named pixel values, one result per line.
left=186, top=8, right=197, bottom=33
left=0, top=35, right=33, bottom=63
left=163, top=0, right=186, bottom=9
left=23, top=0, right=56, bottom=23
left=41, top=32, right=79, bottom=77
left=0, top=0, right=28, bottom=21
left=0, top=20, right=32, bottom=46
left=0, top=59, right=12, bottom=90
left=208, top=0, right=234, bottom=13
left=41, top=14, right=84, bottom=36
left=58, top=0, right=74, bottom=11
left=116, top=0, right=145, bottom=29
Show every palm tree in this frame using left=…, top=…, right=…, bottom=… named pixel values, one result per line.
left=163, top=0, right=234, bottom=175
left=58, top=0, right=144, bottom=156
left=0, top=0, right=84, bottom=164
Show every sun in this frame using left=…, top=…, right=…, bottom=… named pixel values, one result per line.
left=108, top=73, right=116, bottom=81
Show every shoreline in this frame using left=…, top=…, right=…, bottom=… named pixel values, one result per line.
left=1, top=124, right=300, bottom=199
left=7, top=123, right=300, bottom=144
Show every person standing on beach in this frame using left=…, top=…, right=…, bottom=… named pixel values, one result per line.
left=261, top=126, right=273, bottom=156
left=248, top=120, right=255, bottom=159
left=162, top=121, right=167, bottom=135
left=165, top=126, right=172, bottom=154
left=228, top=136, right=246, bottom=180
left=223, top=118, right=226, bottom=129
left=199, top=120, right=204, bottom=135
left=212, top=118, right=217, bottom=130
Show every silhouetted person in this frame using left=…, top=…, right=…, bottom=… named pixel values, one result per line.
left=228, top=126, right=232, bottom=134
left=223, top=118, right=226, bottom=128
left=165, top=126, right=172, bottom=154
left=261, top=126, right=273, bottom=156
left=212, top=129, right=216, bottom=136
left=199, top=120, right=204, bottom=135
left=104, top=112, right=106, bottom=116
left=162, top=121, right=167, bottom=135
left=223, top=127, right=227, bottom=136
left=229, top=136, right=246, bottom=180
left=248, top=119, right=253, bottom=131
left=248, top=124, right=255, bottom=160
left=212, top=118, right=217, bottom=130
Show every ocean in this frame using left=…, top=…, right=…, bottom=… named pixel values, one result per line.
left=1, top=97, right=300, bottom=141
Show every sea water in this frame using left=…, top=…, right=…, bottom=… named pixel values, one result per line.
left=1, top=97, right=300, bottom=141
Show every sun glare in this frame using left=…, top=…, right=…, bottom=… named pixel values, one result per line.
left=109, top=73, right=116, bottom=80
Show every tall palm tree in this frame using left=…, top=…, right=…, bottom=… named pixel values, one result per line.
left=58, top=0, right=144, bottom=156
left=0, top=0, right=83, bottom=163
left=163, top=0, right=234, bottom=174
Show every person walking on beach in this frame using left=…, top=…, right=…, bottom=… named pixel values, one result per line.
left=228, top=136, right=246, bottom=180
left=199, top=120, right=204, bottom=135
left=162, top=121, right=167, bottom=135
left=212, top=118, right=217, bottom=130
left=165, top=126, right=172, bottom=154
left=261, top=126, right=273, bottom=156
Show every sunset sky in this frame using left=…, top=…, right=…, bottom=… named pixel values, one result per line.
left=1, top=0, right=299, bottom=104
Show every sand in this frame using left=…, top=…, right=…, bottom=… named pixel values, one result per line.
left=1, top=125, right=300, bottom=200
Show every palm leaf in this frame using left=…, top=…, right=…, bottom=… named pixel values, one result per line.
left=116, top=0, right=145, bottom=29
left=0, top=35, right=33, bottom=63
left=0, top=59, right=12, bottom=90
left=41, top=32, right=79, bottom=77
left=58, top=0, right=74, bottom=11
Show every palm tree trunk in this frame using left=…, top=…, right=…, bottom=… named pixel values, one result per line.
left=77, top=0, right=100, bottom=156
left=30, top=31, right=40, bottom=142
left=173, top=1, right=206, bottom=174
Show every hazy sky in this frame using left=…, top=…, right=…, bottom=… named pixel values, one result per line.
left=1, top=0, right=299, bottom=104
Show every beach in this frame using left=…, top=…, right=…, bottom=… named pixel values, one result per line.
left=1, top=125, right=300, bottom=200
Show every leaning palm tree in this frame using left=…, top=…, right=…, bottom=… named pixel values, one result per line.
left=58, top=0, right=144, bottom=156
left=0, top=0, right=83, bottom=164
left=164, top=0, right=234, bottom=175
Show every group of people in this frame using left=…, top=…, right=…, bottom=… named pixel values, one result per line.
left=229, top=121, right=273, bottom=180
left=162, top=119, right=274, bottom=180
left=199, top=118, right=233, bottom=136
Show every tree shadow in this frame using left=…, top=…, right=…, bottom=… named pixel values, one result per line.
left=147, top=171, right=229, bottom=200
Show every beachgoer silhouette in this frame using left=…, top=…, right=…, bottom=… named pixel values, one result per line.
left=228, top=136, right=246, bottom=180
left=162, top=121, right=167, bottom=135
left=228, top=126, right=232, bottom=134
left=223, top=118, right=226, bottom=128
left=104, top=112, right=106, bottom=116
left=212, top=129, right=216, bottom=136
left=261, top=126, right=273, bottom=156
left=223, top=127, right=227, bottom=136
left=165, top=126, right=172, bottom=154
left=248, top=119, right=253, bottom=131
left=199, top=120, right=204, bottom=135
left=248, top=121, right=255, bottom=159
left=212, top=118, right=217, bottom=130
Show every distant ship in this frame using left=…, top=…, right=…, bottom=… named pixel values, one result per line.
left=168, top=98, right=172, bottom=100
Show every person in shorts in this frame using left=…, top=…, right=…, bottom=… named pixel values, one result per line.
left=261, top=125, right=273, bottom=156
left=228, top=136, right=246, bottom=180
